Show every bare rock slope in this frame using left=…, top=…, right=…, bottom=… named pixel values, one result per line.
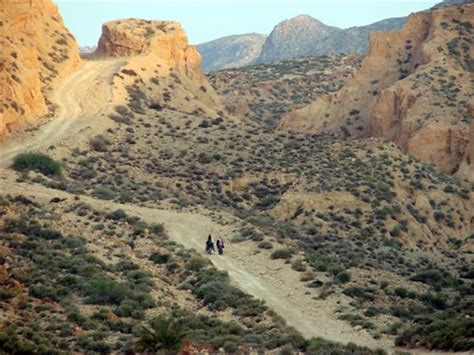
left=256, top=15, right=341, bottom=64
left=197, top=33, right=267, bottom=72
left=0, top=0, right=81, bottom=136
left=279, top=4, right=474, bottom=179
left=95, top=19, right=223, bottom=117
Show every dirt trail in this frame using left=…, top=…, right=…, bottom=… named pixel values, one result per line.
left=5, top=181, right=394, bottom=350
left=0, top=59, right=125, bottom=166
left=1, top=58, right=394, bottom=350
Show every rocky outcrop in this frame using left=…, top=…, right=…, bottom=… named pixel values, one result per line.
left=255, top=15, right=341, bottom=64
left=197, top=33, right=267, bottom=72
left=95, top=19, right=223, bottom=117
left=458, top=106, right=474, bottom=181
left=280, top=3, right=474, bottom=177
left=0, top=0, right=81, bottom=136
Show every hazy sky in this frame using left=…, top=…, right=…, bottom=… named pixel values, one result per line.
left=57, top=1, right=440, bottom=46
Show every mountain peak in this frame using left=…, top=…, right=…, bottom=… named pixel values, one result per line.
left=256, top=14, right=340, bottom=63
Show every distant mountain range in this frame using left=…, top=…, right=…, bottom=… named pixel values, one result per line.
left=197, top=0, right=472, bottom=72
left=197, top=15, right=405, bottom=72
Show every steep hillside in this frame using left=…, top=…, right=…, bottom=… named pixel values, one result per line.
left=0, top=0, right=81, bottom=136
left=0, top=193, right=320, bottom=353
left=17, top=97, right=472, bottom=351
left=256, top=15, right=341, bottom=64
left=280, top=4, right=473, bottom=178
left=95, top=19, right=224, bottom=118
left=208, top=54, right=363, bottom=128
left=198, top=33, right=267, bottom=72
left=310, top=17, right=406, bottom=57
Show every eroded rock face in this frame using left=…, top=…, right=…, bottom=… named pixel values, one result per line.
left=95, top=19, right=223, bottom=117
left=279, top=4, right=473, bottom=178
left=0, top=0, right=81, bottom=136
left=458, top=106, right=474, bottom=181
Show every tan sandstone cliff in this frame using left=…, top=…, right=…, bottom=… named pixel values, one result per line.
left=279, top=3, right=473, bottom=178
left=95, top=19, right=223, bottom=117
left=0, top=0, right=81, bottom=136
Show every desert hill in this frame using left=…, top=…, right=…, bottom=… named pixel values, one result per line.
left=197, top=33, right=267, bottom=72
left=279, top=3, right=474, bottom=179
left=0, top=0, right=81, bottom=136
left=95, top=19, right=224, bottom=118
left=208, top=54, right=363, bottom=128
left=255, top=15, right=341, bottom=64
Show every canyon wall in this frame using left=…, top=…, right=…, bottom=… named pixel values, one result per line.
left=0, top=0, right=81, bottom=136
left=279, top=4, right=473, bottom=178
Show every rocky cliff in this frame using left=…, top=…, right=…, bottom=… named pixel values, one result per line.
left=198, top=33, right=267, bottom=72
left=279, top=3, right=474, bottom=178
left=458, top=106, right=474, bottom=181
left=0, top=0, right=81, bottom=136
left=95, top=19, right=222, bottom=117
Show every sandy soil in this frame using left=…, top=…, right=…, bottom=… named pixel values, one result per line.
left=0, top=58, right=125, bottom=166
left=0, top=58, right=398, bottom=351
left=4, top=180, right=395, bottom=350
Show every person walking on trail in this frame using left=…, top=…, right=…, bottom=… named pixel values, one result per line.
left=205, top=234, right=215, bottom=254
left=216, top=237, right=224, bottom=255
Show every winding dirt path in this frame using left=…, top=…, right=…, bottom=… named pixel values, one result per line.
left=0, top=59, right=124, bottom=165
left=0, top=59, right=395, bottom=350
left=5, top=181, right=394, bottom=350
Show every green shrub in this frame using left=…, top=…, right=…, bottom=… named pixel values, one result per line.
left=291, top=259, right=306, bottom=272
left=395, top=316, right=474, bottom=351
left=89, top=135, right=111, bottom=152
left=443, top=185, right=456, bottom=193
left=188, top=268, right=265, bottom=316
left=256, top=195, right=280, bottom=209
left=136, top=316, right=185, bottom=352
left=185, top=256, right=209, bottom=271
left=410, top=269, right=459, bottom=288
left=11, top=152, right=62, bottom=176
left=107, top=209, right=128, bottom=220
left=421, top=292, right=447, bottom=310
left=149, top=252, right=171, bottom=264
left=394, top=287, right=409, bottom=298
left=150, top=223, right=166, bottom=237
left=92, top=185, right=115, bottom=200
left=270, top=248, right=293, bottom=260
left=343, top=286, right=376, bottom=301
left=335, top=271, right=351, bottom=284
left=82, top=277, right=128, bottom=305
left=258, top=241, right=273, bottom=249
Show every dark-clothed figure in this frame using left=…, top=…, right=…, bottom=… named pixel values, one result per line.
left=216, top=237, right=224, bottom=255
left=205, top=234, right=215, bottom=254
